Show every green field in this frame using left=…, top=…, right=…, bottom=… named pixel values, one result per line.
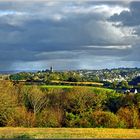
left=0, top=128, right=140, bottom=139
left=39, top=85, right=115, bottom=95
left=40, top=85, right=114, bottom=93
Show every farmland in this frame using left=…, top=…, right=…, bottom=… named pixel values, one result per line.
left=0, top=128, right=140, bottom=139
left=40, top=85, right=114, bottom=92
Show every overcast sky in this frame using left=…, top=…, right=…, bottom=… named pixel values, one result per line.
left=0, top=0, right=140, bottom=71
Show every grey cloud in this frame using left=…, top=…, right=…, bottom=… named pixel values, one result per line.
left=122, top=43, right=140, bottom=61
left=0, top=1, right=139, bottom=70
left=110, top=1, right=140, bottom=26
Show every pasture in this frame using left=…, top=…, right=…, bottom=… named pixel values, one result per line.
left=40, top=85, right=114, bottom=93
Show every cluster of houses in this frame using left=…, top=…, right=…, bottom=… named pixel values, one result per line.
left=102, top=76, right=126, bottom=83
left=124, top=88, right=138, bottom=94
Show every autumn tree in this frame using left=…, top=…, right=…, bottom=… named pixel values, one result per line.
left=0, top=81, right=18, bottom=126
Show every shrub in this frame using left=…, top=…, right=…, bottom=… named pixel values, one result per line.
left=47, top=88, right=64, bottom=108
left=65, top=112, right=80, bottom=127
left=106, top=94, right=123, bottom=113
left=117, top=106, right=139, bottom=128
left=78, top=118, right=91, bottom=128
left=0, top=81, right=18, bottom=126
left=91, top=111, right=122, bottom=128
left=7, top=107, right=35, bottom=127
left=36, top=108, right=63, bottom=127
left=134, top=93, right=140, bottom=109
left=121, top=94, right=135, bottom=107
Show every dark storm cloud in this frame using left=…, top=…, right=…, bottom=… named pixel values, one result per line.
left=0, top=1, right=139, bottom=70
left=110, top=1, right=140, bottom=26
left=108, top=1, right=140, bottom=65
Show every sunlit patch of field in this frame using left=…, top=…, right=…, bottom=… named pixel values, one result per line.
left=0, top=128, right=140, bottom=139
left=40, top=85, right=111, bottom=90
left=40, top=85, right=73, bottom=89
left=51, top=80, right=104, bottom=86
left=40, top=85, right=114, bottom=93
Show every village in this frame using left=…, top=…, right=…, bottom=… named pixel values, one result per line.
left=1, top=67, right=140, bottom=94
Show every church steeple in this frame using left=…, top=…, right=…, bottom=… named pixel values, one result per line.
left=50, top=66, right=53, bottom=72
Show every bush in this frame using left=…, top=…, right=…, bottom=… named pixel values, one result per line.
left=117, top=106, right=139, bottom=128
left=91, top=111, right=122, bottom=128
left=65, top=112, right=91, bottom=128
left=36, top=108, right=63, bottom=127
left=7, top=107, right=35, bottom=127
left=121, top=94, right=135, bottom=107
left=134, top=93, right=140, bottom=109
left=65, top=112, right=80, bottom=127
left=47, top=88, right=64, bottom=108
left=0, top=81, right=18, bottom=126
left=106, top=94, right=123, bottom=113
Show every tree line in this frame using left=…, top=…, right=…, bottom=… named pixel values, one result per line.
left=0, top=81, right=140, bottom=128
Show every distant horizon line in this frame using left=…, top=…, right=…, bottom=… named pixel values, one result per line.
left=0, top=67, right=140, bottom=73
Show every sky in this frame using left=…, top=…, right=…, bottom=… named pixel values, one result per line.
left=0, top=0, right=140, bottom=71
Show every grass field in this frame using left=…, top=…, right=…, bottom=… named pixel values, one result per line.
left=0, top=128, right=140, bottom=139
left=40, top=85, right=114, bottom=93
left=40, top=85, right=73, bottom=89
left=51, top=80, right=104, bottom=86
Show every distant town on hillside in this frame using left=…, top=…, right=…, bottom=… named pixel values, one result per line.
left=1, top=67, right=140, bottom=94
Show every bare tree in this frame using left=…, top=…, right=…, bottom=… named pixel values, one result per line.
left=27, top=86, right=48, bottom=117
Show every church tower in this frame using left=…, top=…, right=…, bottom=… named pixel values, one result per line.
left=50, top=66, right=53, bottom=72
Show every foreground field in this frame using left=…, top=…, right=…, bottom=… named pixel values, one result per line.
left=0, top=128, right=140, bottom=139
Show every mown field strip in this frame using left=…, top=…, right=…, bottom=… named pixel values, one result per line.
left=0, top=128, right=140, bottom=139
